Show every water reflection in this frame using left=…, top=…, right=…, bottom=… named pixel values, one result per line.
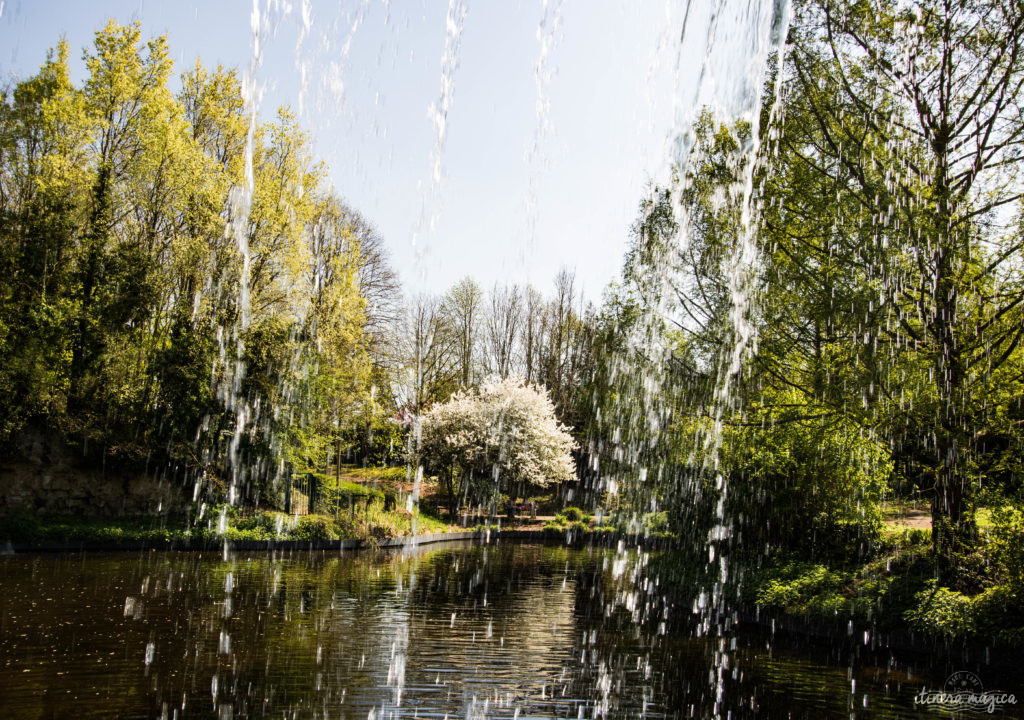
left=0, top=544, right=1019, bottom=718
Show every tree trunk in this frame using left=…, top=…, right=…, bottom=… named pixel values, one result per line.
left=927, top=172, right=975, bottom=580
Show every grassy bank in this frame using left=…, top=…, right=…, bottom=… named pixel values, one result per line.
left=0, top=502, right=452, bottom=546
left=0, top=465, right=454, bottom=546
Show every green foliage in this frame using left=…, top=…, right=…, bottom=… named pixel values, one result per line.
left=232, top=510, right=290, bottom=538
left=542, top=520, right=566, bottom=535
left=904, top=581, right=977, bottom=639
left=290, top=515, right=338, bottom=541
left=558, top=506, right=588, bottom=523
left=543, top=516, right=591, bottom=536
left=989, top=503, right=1024, bottom=589
left=0, top=21, right=392, bottom=510
left=757, top=563, right=850, bottom=615
left=640, top=510, right=671, bottom=537
left=745, top=525, right=1024, bottom=646
left=971, top=585, right=1024, bottom=644
left=0, top=507, right=42, bottom=541
left=575, top=0, right=1024, bottom=594
left=303, top=473, right=387, bottom=516
left=0, top=511, right=184, bottom=544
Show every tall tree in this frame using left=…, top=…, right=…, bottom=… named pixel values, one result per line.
left=399, top=294, right=458, bottom=412
left=783, top=0, right=1024, bottom=571
left=443, top=277, right=483, bottom=388
left=485, top=283, right=523, bottom=378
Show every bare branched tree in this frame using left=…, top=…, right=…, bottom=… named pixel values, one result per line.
left=485, top=283, right=523, bottom=378
left=442, top=277, right=484, bottom=388
left=399, top=294, right=458, bottom=411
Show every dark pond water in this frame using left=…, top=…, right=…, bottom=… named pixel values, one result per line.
left=0, top=542, right=1020, bottom=719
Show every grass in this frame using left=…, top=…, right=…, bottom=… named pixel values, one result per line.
left=0, top=511, right=193, bottom=544
left=0, top=493, right=453, bottom=546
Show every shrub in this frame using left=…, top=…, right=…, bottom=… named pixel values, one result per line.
left=542, top=519, right=567, bottom=536
left=989, top=503, right=1024, bottom=588
left=418, top=376, right=577, bottom=506
left=715, top=388, right=891, bottom=558
left=559, top=506, right=588, bottom=523
left=972, top=584, right=1024, bottom=641
left=904, top=580, right=976, bottom=639
left=234, top=511, right=289, bottom=538
left=757, top=563, right=848, bottom=611
left=804, top=519, right=883, bottom=562
left=290, top=514, right=338, bottom=541
left=642, top=510, right=672, bottom=537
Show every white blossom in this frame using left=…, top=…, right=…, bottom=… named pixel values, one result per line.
left=419, top=376, right=576, bottom=498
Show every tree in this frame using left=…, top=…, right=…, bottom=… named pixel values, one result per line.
left=398, top=294, right=458, bottom=412
left=484, top=282, right=522, bottom=378
left=0, top=21, right=384, bottom=512
left=521, top=286, right=544, bottom=384
left=442, top=277, right=483, bottom=388
left=418, top=376, right=577, bottom=513
left=593, top=1, right=1024, bottom=576
left=777, top=0, right=1024, bottom=572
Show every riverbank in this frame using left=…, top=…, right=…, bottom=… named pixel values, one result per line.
left=743, top=528, right=1024, bottom=650
left=0, top=501, right=454, bottom=550
left=0, top=507, right=671, bottom=554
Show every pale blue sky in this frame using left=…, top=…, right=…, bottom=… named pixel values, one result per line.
left=0, top=1, right=745, bottom=301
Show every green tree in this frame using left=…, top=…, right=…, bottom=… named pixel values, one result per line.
left=777, top=0, right=1024, bottom=572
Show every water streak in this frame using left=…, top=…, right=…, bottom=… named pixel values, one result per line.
left=522, top=0, right=563, bottom=250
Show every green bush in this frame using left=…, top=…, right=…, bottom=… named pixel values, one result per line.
left=757, top=563, right=849, bottom=611
left=715, top=392, right=891, bottom=558
left=542, top=518, right=591, bottom=538
left=989, top=503, right=1024, bottom=588
left=972, top=584, right=1024, bottom=641
left=642, top=510, right=675, bottom=537
left=219, top=526, right=274, bottom=542
left=543, top=519, right=567, bottom=535
left=234, top=511, right=289, bottom=538
left=904, top=580, right=976, bottom=639
left=290, top=514, right=338, bottom=541
left=559, top=506, right=589, bottom=523
left=803, top=518, right=883, bottom=562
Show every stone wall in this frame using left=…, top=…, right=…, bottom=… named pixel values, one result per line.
left=1, top=431, right=184, bottom=516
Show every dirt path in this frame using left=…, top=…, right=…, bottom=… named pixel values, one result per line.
left=886, top=509, right=931, bottom=529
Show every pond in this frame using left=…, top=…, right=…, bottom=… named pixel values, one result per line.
left=0, top=542, right=1018, bottom=719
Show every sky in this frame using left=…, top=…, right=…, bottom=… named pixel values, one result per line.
left=0, top=0, right=779, bottom=302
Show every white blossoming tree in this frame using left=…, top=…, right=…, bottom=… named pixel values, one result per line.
left=418, top=376, right=577, bottom=514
